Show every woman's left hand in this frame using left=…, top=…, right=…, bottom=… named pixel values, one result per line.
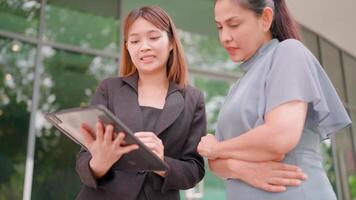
left=135, top=131, right=164, bottom=160
left=135, top=132, right=166, bottom=177
left=197, top=134, right=219, bottom=159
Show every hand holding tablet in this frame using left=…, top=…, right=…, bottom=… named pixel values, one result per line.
left=45, top=105, right=168, bottom=171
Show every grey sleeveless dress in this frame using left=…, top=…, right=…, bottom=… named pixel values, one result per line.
left=215, top=39, right=352, bottom=200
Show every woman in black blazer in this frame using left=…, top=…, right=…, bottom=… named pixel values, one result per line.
left=75, top=6, right=206, bottom=200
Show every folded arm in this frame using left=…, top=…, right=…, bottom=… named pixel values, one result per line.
left=215, top=101, right=307, bottom=161
left=208, top=158, right=307, bottom=192
left=198, top=100, right=308, bottom=162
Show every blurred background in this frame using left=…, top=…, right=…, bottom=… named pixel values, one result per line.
left=0, top=0, right=355, bottom=199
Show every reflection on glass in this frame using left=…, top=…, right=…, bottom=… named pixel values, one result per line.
left=192, top=75, right=231, bottom=200
left=44, top=3, right=119, bottom=52
left=180, top=30, right=242, bottom=74
left=0, top=38, right=35, bottom=199
left=0, top=0, right=40, bottom=37
left=31, top=49, right=117, bottom=199
left=193, top=76, right=231, bottom=133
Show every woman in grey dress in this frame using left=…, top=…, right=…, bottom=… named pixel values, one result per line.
left=197, top=0, right=352, bottom=199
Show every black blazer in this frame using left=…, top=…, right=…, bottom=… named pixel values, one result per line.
left=75, top=73, right=206, bottom=200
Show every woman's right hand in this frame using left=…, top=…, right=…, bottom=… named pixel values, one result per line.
left=209, top=158, right=307, bottom=192
left=80, top=122, right=139, bottom=178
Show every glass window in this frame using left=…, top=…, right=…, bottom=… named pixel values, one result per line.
left=0, top=37, right=35, bottom=199
left=31, top=49, right=117, bottom=199
left=0, top=0, right=40, bottom=37
left=44, top=1, right=119, bottom=53
left=300, top=27, right=320, bottom=61
left=319, top=38, right=355, bottom=199
left=341, top=52, right=356, bottom=199
left=180, top=30, right=242, bottom=74
left=192, top=75, right=231, bottom=200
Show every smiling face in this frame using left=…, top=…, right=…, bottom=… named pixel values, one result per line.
left=214, top=0, right=272, bottom=62
left=126, top=17, right=173, bottom=76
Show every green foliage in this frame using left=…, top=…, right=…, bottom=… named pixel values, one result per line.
left=0, top=38, right=33, bottom=199
left=320, top=142, right=337, bottom=192
left=45, top=5, right=118, bottom=51
left=349, top=175, right=356, bottom=200
left=0, top=0, right=39, bottom=36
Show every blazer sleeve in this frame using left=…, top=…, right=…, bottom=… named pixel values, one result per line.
left=161, top=91, right=206, bottom=192
left=75, top=79, right=114, bottom=189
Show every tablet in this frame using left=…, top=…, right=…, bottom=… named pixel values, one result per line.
left=45, top=105, right=168, bottom=171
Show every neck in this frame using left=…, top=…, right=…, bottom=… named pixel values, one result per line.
left=138, top=70, right=169, bottom=89
left=261, top=32, right=273, bottom=45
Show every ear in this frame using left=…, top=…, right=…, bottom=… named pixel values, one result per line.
left=260, top=7, right=274, bottom=32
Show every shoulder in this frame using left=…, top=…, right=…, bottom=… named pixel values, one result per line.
left=271, top=39, right=319, bottom=70
left=274, top=39, right=313, bottom=59
left=266, top=39, right=323, bottom=81
left=184, top=85, right=204, bottom=98
left=97, top=77, right=125, bottom=90
left=277, top=39, right=305, bottom=51
left=100, top=77, right=124, bottom=86
left=182, top=85, right=205, bottom=105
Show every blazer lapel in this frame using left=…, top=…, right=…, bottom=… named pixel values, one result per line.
left=154, top=82, right=184, bottom=136
left=115, top=74, right=144, bottom=132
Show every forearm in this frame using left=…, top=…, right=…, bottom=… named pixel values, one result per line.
left=211, top=101, right=306, bottom=162
left=208, top=158, right=235, bottom=179
left=208, top=158, right=248, bottom=180
left=213, top=124, right=287, bottom=162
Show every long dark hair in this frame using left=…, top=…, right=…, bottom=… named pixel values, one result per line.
left=218, top=0, right=302, bottom=41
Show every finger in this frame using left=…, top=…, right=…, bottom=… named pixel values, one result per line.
left=80, top=126, right=94, bottom=146
left=141, top=142, right=158, bottom=150
left=104, top=124, right=114, bottom=144
left=268, top=177, right=302, bottom=186
left=134, top=132, right=149, bottom=138
left=136, top=135, right=162, bottom=148
left=197, top=145, right=208, bottom=157
left=118, top=144, right=139, bottom=155
left=260, top=183, right=286, bottom=193
left=81, top=123, right=95, bottom=136
left=272, top=163, right=301, bottom=172
left=274, top=170, right=307, bottom=180
left=113, top=132, right=125, bottom=145
left=142, top=141, right=163, bottom=155
left=135, top=131, right=156, bottom=139
left=138, top=137, right=159, bottom=146
left=96, top=122, right=104, bottom=141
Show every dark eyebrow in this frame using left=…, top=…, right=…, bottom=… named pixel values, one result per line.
left=215, top=16, right=242, bottom=24
left=226, top=16, right=242, bottom=23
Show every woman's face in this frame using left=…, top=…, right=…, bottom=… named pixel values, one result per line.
left=215, top=0, right=269, bottom=62
left=126, top=17, right=172, bottom=75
